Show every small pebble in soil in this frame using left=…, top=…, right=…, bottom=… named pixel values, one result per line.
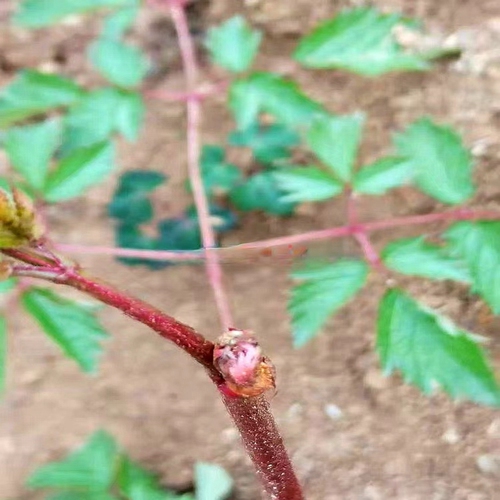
left=476, top=454, right=500, bottom=476
left=487, top=419, right=500, bottom=437
left=324, top=403, right=343, bottom=420
left=441, top=427, right=461, bottom=444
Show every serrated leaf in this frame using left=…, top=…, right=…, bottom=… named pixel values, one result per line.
left=377, top=289, right=500, bottom=406
left=273, top=167, right=343, bottom=202
left=228, top=122, right=299, bottom=164
left=294, top=7, right=430, bottom=76
left=394, top=117, right=475, bottom=204
left=0, top=70, right=83, bottom=127
left=229, top=171, right=296, bottom=216
left=306, top=113, right=364, bottom=182
left=289, top=259, right=369, bottom=347
left=229, top=72, right=324, bottom=130
left=22, top=288, right=109, bottom=373
left=0, top=316, right=6, bottom=395
left=205, top=16, right=262, bottom=73
left=382, top=236, right=471, bottom=282
left=27, top=430, right=119, bottom=490
left=44, top=141, right=115, bottom=202
left=353, top=157, right=414, bottom=195
left=108, top=170, right=165, bottom=224
left=14, top=0, right=130, bottom=27
left=445, top=221, right=500, bottom=314
left=89, top=39, right=149, bottom=88
left=4, top=119, right=61, bottom=191
left=102, top=3, right=139, bottom=40
left=195, top=463, right=233, bottom=500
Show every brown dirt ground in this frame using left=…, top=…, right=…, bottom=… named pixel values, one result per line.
left=1, top=0, right=500, bottom=498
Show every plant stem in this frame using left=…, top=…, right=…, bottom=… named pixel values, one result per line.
left=168, top=0, right=233, bottom=331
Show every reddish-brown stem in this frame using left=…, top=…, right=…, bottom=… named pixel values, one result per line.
left=168, top=1, right=233, bottom=331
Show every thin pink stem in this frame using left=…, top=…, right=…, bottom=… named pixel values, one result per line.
left=145, top=81, right=228, bottom=102
left=168, top=1, right=233, bottom=331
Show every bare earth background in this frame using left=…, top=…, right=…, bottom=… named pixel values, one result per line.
left=1, top=0, right=500, bottom=498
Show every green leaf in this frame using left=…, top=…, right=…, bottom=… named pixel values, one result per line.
left=0, top=278, right=17, bottom=294
left=196, top=146, right=242, bottom=197
left=157, top=215, right=202, bottom=252
left=294, top=7, right=430, bottom=76
left=229, top=72, right=325, bottom=130
left=306, top=113, right=365, bottom=182
left=195, top=463, right=233, bottom=500
left=382, top=236, right=471, bottom=282
left=108, top=170, right=166, bottom=224
left=22, top=288, right=109, bottom=373
left=273, top=167, right=343, bottom=202
left=445, top=221, right=500, bottom=314
left=229, top=171, right=296, bottom=216
left=102, top=3, right=140, bottom=40
left=353, top=157, right=414, bottom=195
left=394, top=117, right=475, bottom=204
left=289, top=259, right=369, bottom=347
left=14, top=0, right=130, bottom=27
left=28, top=430, right=120, bottom=490
left=4, top=119, right=61, bottom=191
left=205, top=16, right=262, bottom=73
left=377, top=289, right=500, bottom=406
left=228, top=122, right=299, bottom=164
left=46, top=493, right=119, bottom=500
left=0, top=316, right=6, bottom=395
left=62, top=89, right=144, bottom=153
left=44, top=141, right=115, bottom=202
left=89, top=39, right=149, bottom=88
left=0, top=70, right=83, bottom=127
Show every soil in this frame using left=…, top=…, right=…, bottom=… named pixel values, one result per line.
left=1, top=0, right=500, bottom=499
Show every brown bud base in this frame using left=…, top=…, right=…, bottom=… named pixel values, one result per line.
left=213, top=329, right=276, bottom=398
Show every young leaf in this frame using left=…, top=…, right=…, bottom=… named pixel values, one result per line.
left=306, top=113, right=365, bottom=182
left=382, top=236, right=471, bottom=282
left=27, top=430, right=119, bottom=490
left=377, top=289, right=500, bottom=406
left=229, top=72, right=324, bottom=130
left=0, top=70, right=83, bottom=127
left=229, top=172, right=296, bottom=216
left=228, top=122, right=299, bottom=164
left=394, top=117, right=475, bottom=204
left=89, top=39, right=149, bottom=88
left=205, top=16, right=262, bottom=73
left=44, top=141, right=115, bottom=202
left=294, top=7, right=429, bottom=76
left=108, top=170, right=166, bottom=224
left=445, top=221, right=500, bottom=314
left=273, top=167, right=343, bottom=202
left=353, top=157, right=414, bottom=195
left=289, top=259, right=369, bottom=347
left=195, top=462, right=233, bottom=500
left=46, top=493, right=119, bottom=500
left=4, top=119, right=61, bottom=191
left=0, top=315, right=6, bottom=395
left=115, top=91, right=144, bottom=140
left=22, top=288, right=109, bottom=373
left=102, top=3, right=140, bottom=40
left=14, top=0, right=129, bottom=28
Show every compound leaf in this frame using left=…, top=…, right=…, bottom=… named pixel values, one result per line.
left=195, top=463, right=233, bottom=500
left=382, top=236, right=471, bottom=282
left=353, top=157, right=414, bottom=195
left=27, top=430, right=119, bottom=491
left=306, top=113, right=365, bottom=182
left=273, top=167, right=343, bottom=202
left=377, top=289, right=500, bottom=406
left=14, top=0, right=130, bottom=27
left=22, top=288, right=109, bottom=373
left=44, top=141, right=115, bottom=202
left=229, top=171, right=296, bottom=216
left=0, top=70, right=83, bottom=127
left=294, top=7, right=429, bottom=75
left=445, top=221, right=500, bottom=314
left=289, top=259, right=369, bottom=347
left=4, top=119, right=61, bottom=191
left=394, top=117, right=475, bottom=204
left=205, top=16, right=262, bottom=73
left=89, top=39, right=149, bottom=88
left=229, top=72, right=324, bottom=130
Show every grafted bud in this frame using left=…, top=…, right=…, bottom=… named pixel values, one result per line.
left=213, top=329, right=276, bottom=398
left=0, top=188, right=42, bottom=248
